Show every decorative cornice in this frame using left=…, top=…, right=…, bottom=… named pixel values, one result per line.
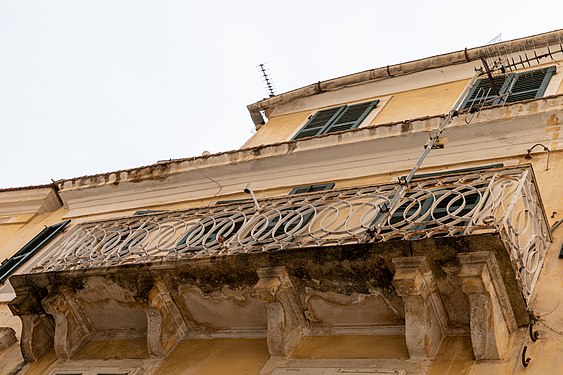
left=0, top=187, right=62, bottom=216
left=247, top=29, right=563, bottom=115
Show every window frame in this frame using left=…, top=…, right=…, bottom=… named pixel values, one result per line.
left=260, top=182, right=335, bottom=239
left=292, top=100, right=380, bottom=140
left=461, top=66, right=556, bottom=110
left=289, top=182, right=335, bottom=195
left=376, top=166, right=501, bottom=237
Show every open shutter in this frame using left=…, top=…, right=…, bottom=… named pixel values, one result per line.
left=293, top=106, right=345, bottom=140
left=289, top=182, right=335, bottom=195
left=323, top=100, right=379, bottom=134
left=215, top=198, right=252, bottom=205
left=505, top=66, right=556, bottom=103
left=0, top=220, right=70, bottom=284
left=461, top=75, right=510, bottom=109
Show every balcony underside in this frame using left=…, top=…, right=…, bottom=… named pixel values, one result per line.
left=9, top=233, right=528, bottom=364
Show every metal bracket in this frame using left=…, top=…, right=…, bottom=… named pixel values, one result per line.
left=522, top=345, right=531, bottom=367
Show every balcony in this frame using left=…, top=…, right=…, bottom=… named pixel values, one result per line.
left=33, top=165, right=549, bottom=300
left=8, top=165, right=552, bottom=367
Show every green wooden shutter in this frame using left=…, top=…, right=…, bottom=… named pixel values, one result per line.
left=462, top=66, right=556, bottom=109
left=505, top=66, right=556, bottom=103
left=293, top=100, right=379, bottom=140
left=215, top=198, right=252, bottom=205
left=410, top=163, right=504, bottom=180
left=323, top=100, right=380, bottom=134
left=133, top=209, right=167, bottom=215
left=0, top=220, right=70, bottom=284
left=293, top=106, right=345, bottom=140
left=462, top=75, right=510, bottom=109
left=289, top=182, right=335, bottom=195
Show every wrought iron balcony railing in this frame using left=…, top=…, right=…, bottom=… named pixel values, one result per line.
left=33, top=166, right=550, bottom=301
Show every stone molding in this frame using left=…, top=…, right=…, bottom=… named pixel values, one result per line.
left=42, top=287, right=93, bottom=360
left=140, top=279, right=189, bottom=358
left=457, top=251, right=517, bottom=360
left=0, top=187, right=61, bottom=216
left=254, top=267, right=308, bottom=357
left=8, top=284, right=54, bottom=362
left=0, top=326, right=17, bottom=350
left=57, top=95, right=563, bottom=219
left=18, top=314, right=54, bottom=362
left=392, top=256, right=446, bottom=358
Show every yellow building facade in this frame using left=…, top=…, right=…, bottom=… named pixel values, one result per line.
left=1, top=29, right=562, bottom=374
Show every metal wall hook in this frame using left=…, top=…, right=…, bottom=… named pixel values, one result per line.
left=524, top=143, right=551, bottom=171
left=522, top=345, right=531, bottom=367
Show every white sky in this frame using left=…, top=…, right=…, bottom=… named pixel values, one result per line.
left=0, top=1, right=561, bottom=188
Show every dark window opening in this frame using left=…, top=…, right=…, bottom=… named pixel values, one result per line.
left=289, top=182, right=335, bottom=195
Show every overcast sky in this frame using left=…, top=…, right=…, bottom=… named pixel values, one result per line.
left=0, top=1, right=561, bottom=188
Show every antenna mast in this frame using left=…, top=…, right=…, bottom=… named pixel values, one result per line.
left=367, top=34, right=563, bottom=238
left=259, top=63, right=276, bottom=97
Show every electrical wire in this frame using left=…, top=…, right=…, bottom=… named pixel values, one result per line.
left=193, top=157, right=223, bottom=206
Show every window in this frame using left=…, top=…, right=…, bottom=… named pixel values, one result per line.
left=375, top=166, right=500, bottom=238
left=293, top=100, right=380, bottom=140
left=0, top=220, right=70, bottom=284
left=289, top=182, right=335, bottom=195
left=461, top=66, right=556, bottom=109
left=410, top=163, right=504, bottom=181
left=133, top=209, right=167, bottom=215
left=384, top=188, right=483, bottom=232
left=215, top=198, right=253, bottom=205
left=255, top=183, right=335, bottom=240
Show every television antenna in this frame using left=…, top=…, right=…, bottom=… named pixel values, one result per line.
left=258, top=63, right=276, bottom=98
left=366, top=34, right=563, bottom=238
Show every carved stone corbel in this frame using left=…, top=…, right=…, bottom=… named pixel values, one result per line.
left=18, top=315, right=54, bottom=362
left=458, top=251, right=517, bottom=360
left=0, top=327, right=17, bottom=350
left=254, top=267, right=308, bottom=357
left=8, top=286, right=54, bottom=362
left=42, top=287, right=93, bottom=360
left=392, top=256, right=446, bottom=358
left=141, top=279, right=190, bottom=358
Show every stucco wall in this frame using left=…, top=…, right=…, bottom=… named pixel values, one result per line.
left=0, top=207, right=68, bottom=263
left=0, top=52, right=562, bottom=375
left=370, top=80, right=467, bottom=126
left=243, top=79, right=468, bottom=149
left=154, top=339, right=269, bottom=375
left=242, top=110, right=311, bottom=149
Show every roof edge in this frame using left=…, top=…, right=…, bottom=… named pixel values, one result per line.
left=247, top=28, right=563, bottom=117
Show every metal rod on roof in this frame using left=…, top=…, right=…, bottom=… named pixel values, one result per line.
left=259, top=63, right=276, bottom=98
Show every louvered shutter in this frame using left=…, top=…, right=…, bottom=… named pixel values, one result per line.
left=323, top=100, right=380, bottom=134
left=289, top=182, right=335, bottom=195
left=0, top=220, right=70, bottom=284
left=293, top=106, right=345, bottom=140
left=505, top=66, right=556, bottom=103
left=462, top=75, right=509, bottom=109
